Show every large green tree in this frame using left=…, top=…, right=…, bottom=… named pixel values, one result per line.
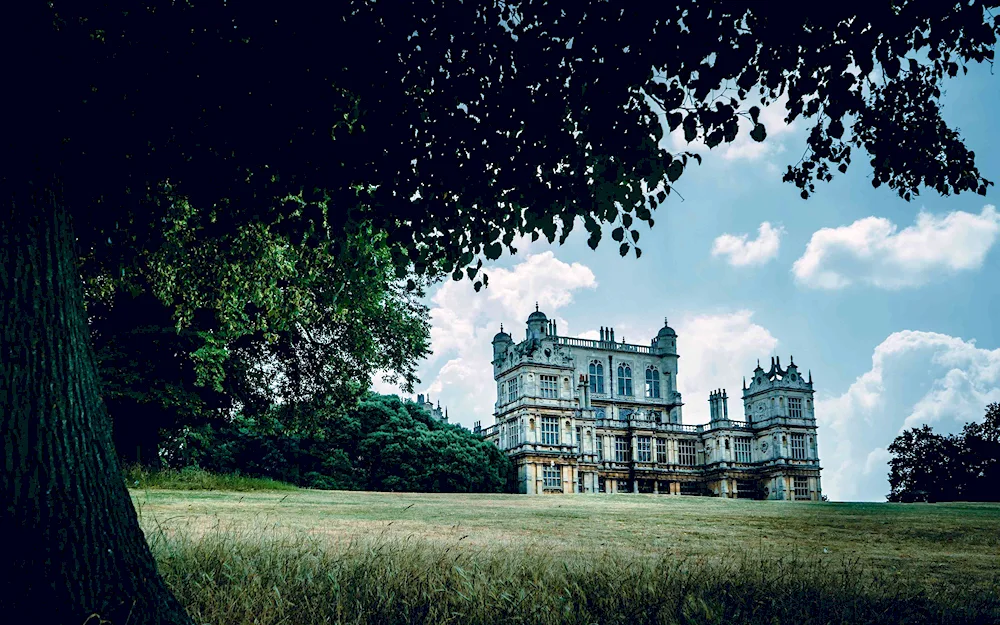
left=3, top=2, right=998, bottom=623
left=86, top=205, right=431, bottom=468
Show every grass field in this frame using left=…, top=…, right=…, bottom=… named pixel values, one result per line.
left=134, top=489, right=1000, bottom=624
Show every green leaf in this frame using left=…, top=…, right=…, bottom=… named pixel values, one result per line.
left=683, top=115, right=698, bottom=143
left=750, top=123, right=767, bottom=142
left=619, top=243, right=629, bottom=257
left=748, top=106, right=761, bottom=123
left=612, top=227, right=625, bottom=242
left=666, top=160, right=683, bottom=182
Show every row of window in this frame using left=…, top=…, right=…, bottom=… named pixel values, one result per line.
left=594, top=436, right=697, bottom=466
left=588, top=361, right=666, bottom=398
left=550, top=470, right=811, bottom=499
left=499, top=375, right=561, bottom=402
left=528, top=418, right=809, bottom=462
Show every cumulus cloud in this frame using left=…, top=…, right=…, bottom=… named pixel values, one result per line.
left=711, top=222, right=784, bottom=267
left=793, top=205, right=1000, bottom=289
left=817, top=330, right=1000, bottom=502
left=673, top=311, right=779, bottom=423
left=407, top=252, right=597, bottom=428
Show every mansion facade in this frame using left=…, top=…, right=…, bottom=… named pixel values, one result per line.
left=476, top=308, right=822, bottom=500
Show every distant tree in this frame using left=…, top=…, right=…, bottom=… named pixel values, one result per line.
left=4, top=3, right=999, bottom=623
left=887, top=403, right=1000, bottom=502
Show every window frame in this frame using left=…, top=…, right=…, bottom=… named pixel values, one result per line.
left=656, top=438, right=667, bottom=463
left=542, top=465, right=561, bottom=489
left=788, top=397, right=803, bottom=418
left=541, top=416, right=560, bottom=445
left=540, top=374, right=559, bottom=399
left=790, top=433, right=806, bottom=459
left=734, top=437, right=752, bottom=463
left=589, top=361, right=605, bottom=394
left=793, top=476, right=810, bottom=500
left=678, top=439, right=696, bottom=466
left=645, top=366, right=661, bottom=398
left=617, top=363, right=633, bottom=396
left=507, top=376, right=519, bottom=403
left=637, top=436, right=652, bottom=462
left=614, top=436, right=631, bottom=463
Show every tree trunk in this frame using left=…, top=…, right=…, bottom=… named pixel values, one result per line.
left=1, top=182, right=192, bottom=624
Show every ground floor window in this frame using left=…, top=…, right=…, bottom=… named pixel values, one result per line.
left=598, top=478, right=606, bottom=493
left=637, top=479, right=654, bottom=494
left=617, top=479, right=632, bottom=493
left=736, top=479, right=759, bottom=499
left=794, top=476, right=810, bottom=500
left=577, top=471, right=585, bottom=493
left=543, top=465, right=561, bottom=489
left=680, top=482, right=701, bottom=496
left=657, top=480, right=672, bottom=494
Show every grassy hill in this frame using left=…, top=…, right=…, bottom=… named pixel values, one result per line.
left=133, top=489, right=1000, bottom=624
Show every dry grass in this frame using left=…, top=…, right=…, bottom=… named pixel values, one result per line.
left=133, top=490, right=1000, bottom=624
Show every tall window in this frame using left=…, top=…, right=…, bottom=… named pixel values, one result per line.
left=788, top=397, right=803, bottom=418
left=637, top=436, right=652, bottom=462
left=656, top=438, right=667, bottom=463
left=734, top=437, right=752, bottom=463
left=597, top=437, right=603, bottom=461
left=541, top=417, right=560, bottom=445
left=543, top=465, right=561, bottom=488
left=679, top=440, right=696, bottom=466
left=509, top=420, right=520, bottom=447
left=540, top=374, right=559, bottom=399
left=589, top=361, right=605, bottom=394
left=794, top=476, right=809, bottom=500
left=498, top=381, right=504, bottom=403
left=645, top=366, right=661, bottom=398
left=791, top=433, right=806, bottom=459
left=507, top=377, right=519, bottom=403
left=575, top=426, right=581, bottom=450
left=617, top=363, right=633, bottom=396
left=614, top=436, right=630, bottom=462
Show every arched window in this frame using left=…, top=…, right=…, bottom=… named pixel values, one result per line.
left=589, top=361, right=605, bottom=394
left=645, top=366, right=660, bottom=398
left=617, top=363, right=633, bottom=396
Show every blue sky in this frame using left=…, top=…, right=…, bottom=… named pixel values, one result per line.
left=376, top=62, right=1000, bottom=503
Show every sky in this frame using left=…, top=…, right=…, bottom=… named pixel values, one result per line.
left=375, top=62, right=1000, bottom=503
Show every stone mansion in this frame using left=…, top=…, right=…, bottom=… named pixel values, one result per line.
left=476, top=307, right=822, bottom=500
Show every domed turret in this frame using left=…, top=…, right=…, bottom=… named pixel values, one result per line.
left=492, top=324, right=513, bottom=363
left=653, top=317, right=678, bottom=355
left=525, top=302, right=548, bottom=340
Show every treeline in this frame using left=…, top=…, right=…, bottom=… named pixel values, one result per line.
left=156, top=394, right=513, bottom=493
left=887, top=403, right=999, bottom=503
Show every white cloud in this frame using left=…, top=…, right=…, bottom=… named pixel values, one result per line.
left=711, top=222, right=784, bottom=267
left=793, top=205, right=1000, bottom=290
left=414, top=252, right=597, bottom=428
left=664, top=93, right=798, bottom=164
left=674, top=311, right=780, bottom=424
left=817, top=330, right=1000, bottom=502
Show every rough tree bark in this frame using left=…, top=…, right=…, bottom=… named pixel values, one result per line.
left=1, top=181, right=193, bottom=624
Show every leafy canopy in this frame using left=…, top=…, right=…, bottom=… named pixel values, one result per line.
left=10, top=2, right=998, bottom=293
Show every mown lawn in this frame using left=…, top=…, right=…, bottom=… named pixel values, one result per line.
left=133, top=489, right=1000, bottom=624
